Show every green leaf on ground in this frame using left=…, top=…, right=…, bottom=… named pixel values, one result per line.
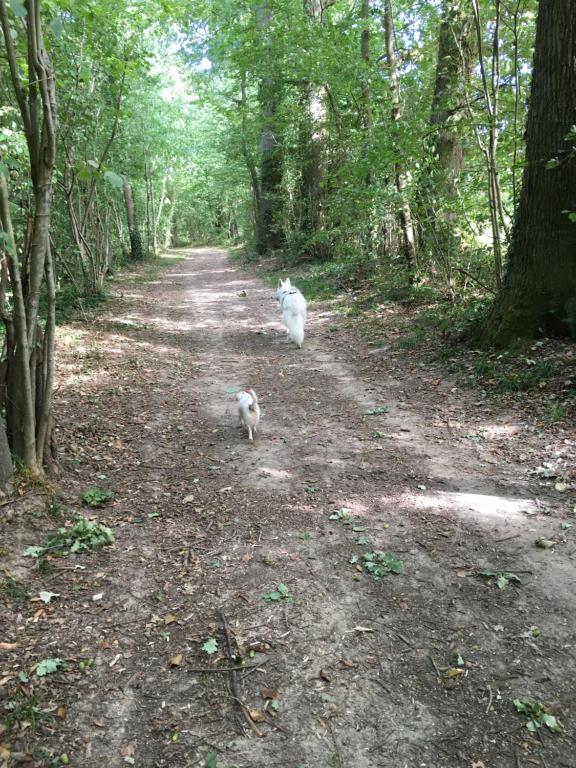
left=22, top=546, right=44, bottom=558
left=514, top=698, right=563, bottom=733
left=82, top=487, right=114, bottom=507
left=202, top=638, right=218, bottom=655
left=478, top=570, right=521, bottom=590
left=362, top=552, right=403, bottom=578
left=262, top=583, right=291, bottom=602
left=36, top=658, right=64, bottom=677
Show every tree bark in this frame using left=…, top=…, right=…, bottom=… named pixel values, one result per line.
left=476, top=0, right=576, bottom=344
left=256, top=1, right=284, bottom=255
left=298, top=0, right=333, bottom=256
left=420, top=0, right=475, bottom=289
left=383, top=0, right=418, bottom=279
left=123, top=181, right=143, bottom=260
left=429, top=0, right=474, bottom=189
left=0, top=0, right=56, bottom=476
left=0, top=417, right=13, bottom=496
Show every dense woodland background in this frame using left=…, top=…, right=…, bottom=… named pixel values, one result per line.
left=0, top=0, right=575, bottom=478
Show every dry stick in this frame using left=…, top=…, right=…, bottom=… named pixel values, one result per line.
left=218, top=610, right=263, bottom=737
left=429, top=655, right=442, bottom=678
left=514, top=745, right=523, bottom=768
left=454, top=266, right=497, bottom=295
left=325, top=718, right=344, bottom=768
left=486, top=684, right=494, bottom=714
left=186, top=663, right=262, bottom=674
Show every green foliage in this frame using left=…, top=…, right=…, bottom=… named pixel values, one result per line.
left=2, top=693, right=41, bottom=736
left=36, top=658, right=64, bottom=677
left=82, top=487, right=114, bottom=507
left=22, top=517, right=114, bottom=559
left=364, top=407, right=389, bottom=416
left=478, top=570, right=521, bottom=590
left=473, top=357, right=557, bottom=392
left=514, top=699, right=563, bottom=733
left=0, top=576, right=29, bottom=604
left=262, top=583, right=291, bottom=602
left=329, top=507, right=352, bottom=523
left=202, top=638, right=218, bottom=655
left=362, top=552, right=403, bottom=578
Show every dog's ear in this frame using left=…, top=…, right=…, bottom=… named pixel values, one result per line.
left=277, top=279, right=282, bottom=288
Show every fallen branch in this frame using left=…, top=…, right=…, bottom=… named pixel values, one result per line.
left=454, top=266, right=497, bottom=295
left=187, top=663, right=262, bottom=674
left=218, top=610, right=263, bottom=737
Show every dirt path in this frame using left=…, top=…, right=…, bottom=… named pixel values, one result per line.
left=2, top=247, right=575, bottom=768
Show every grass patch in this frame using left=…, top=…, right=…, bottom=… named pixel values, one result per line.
left=2, top=692, right=43, bottom=735
left=0, top=576, right=29, bottom=605
left=473, top=357, right=558, bottom=392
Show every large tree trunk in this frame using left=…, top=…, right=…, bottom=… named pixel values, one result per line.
left=476, top=0, right=576, bottom=345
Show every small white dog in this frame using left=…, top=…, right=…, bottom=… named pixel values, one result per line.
left=276, top=278, right=307, bottom=348
left=236, top=389, right=260, bottom=441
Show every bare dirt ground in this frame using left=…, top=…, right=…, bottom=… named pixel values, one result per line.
left=1, top=246, right=576, bottom=768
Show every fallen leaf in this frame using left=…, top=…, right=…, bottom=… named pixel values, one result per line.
left=319, top=669, right=332, bottom=683
left=535, top=538, right=555, bottom=549
left=445, top=667, right=465, bottom=677
left=163, top=613, right=178, bottom=625
left=169, top=654, right=183, bottom=667
left=39, top=591, right=60, bottom=604
left=0, top=642, right=18, bottom=651
left=260, top=687, right=280, bottom=700
left=182, top=495, right=195, bottom=504
left=249, top=708, right=266, bottom=722
left=218, top=486, right=232, bottom=493
left=340, top=658, right=355, bottom=668
left=120, top=743, right=136, bottom=757
left=0, top=746, right=10, bottom=760
left=57, top=706, right=67, bottom=719
left=348, top=626, right=374, bottom=633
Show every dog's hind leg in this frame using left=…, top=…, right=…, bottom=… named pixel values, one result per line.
left=247, top=426, right=253, bottom=441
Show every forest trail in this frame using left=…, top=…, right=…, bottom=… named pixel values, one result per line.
left=3, top=248, right=575, bottom=768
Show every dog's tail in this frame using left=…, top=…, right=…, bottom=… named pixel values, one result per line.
left=247, top=389, right=258, bottom=410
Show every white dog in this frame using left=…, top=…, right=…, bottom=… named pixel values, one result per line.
left=236, top=389, right=260, bottom=441
left=276, top=278, right=307, bottom=348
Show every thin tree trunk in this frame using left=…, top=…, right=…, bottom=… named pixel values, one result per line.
left=0, top=0, right=57, bottom=476
left=420, top=0, right=475, bottom=287
left=383, top=0, right=417, bottom=279
left=0, top=171, right=37, bottom=472
left=256, top=1, right=284, bottom=255
left=239, top=72, right=262, bottom=242
left=469, top=0, right=507, bottom=288
left=123, top=180, right=143, bottom=260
